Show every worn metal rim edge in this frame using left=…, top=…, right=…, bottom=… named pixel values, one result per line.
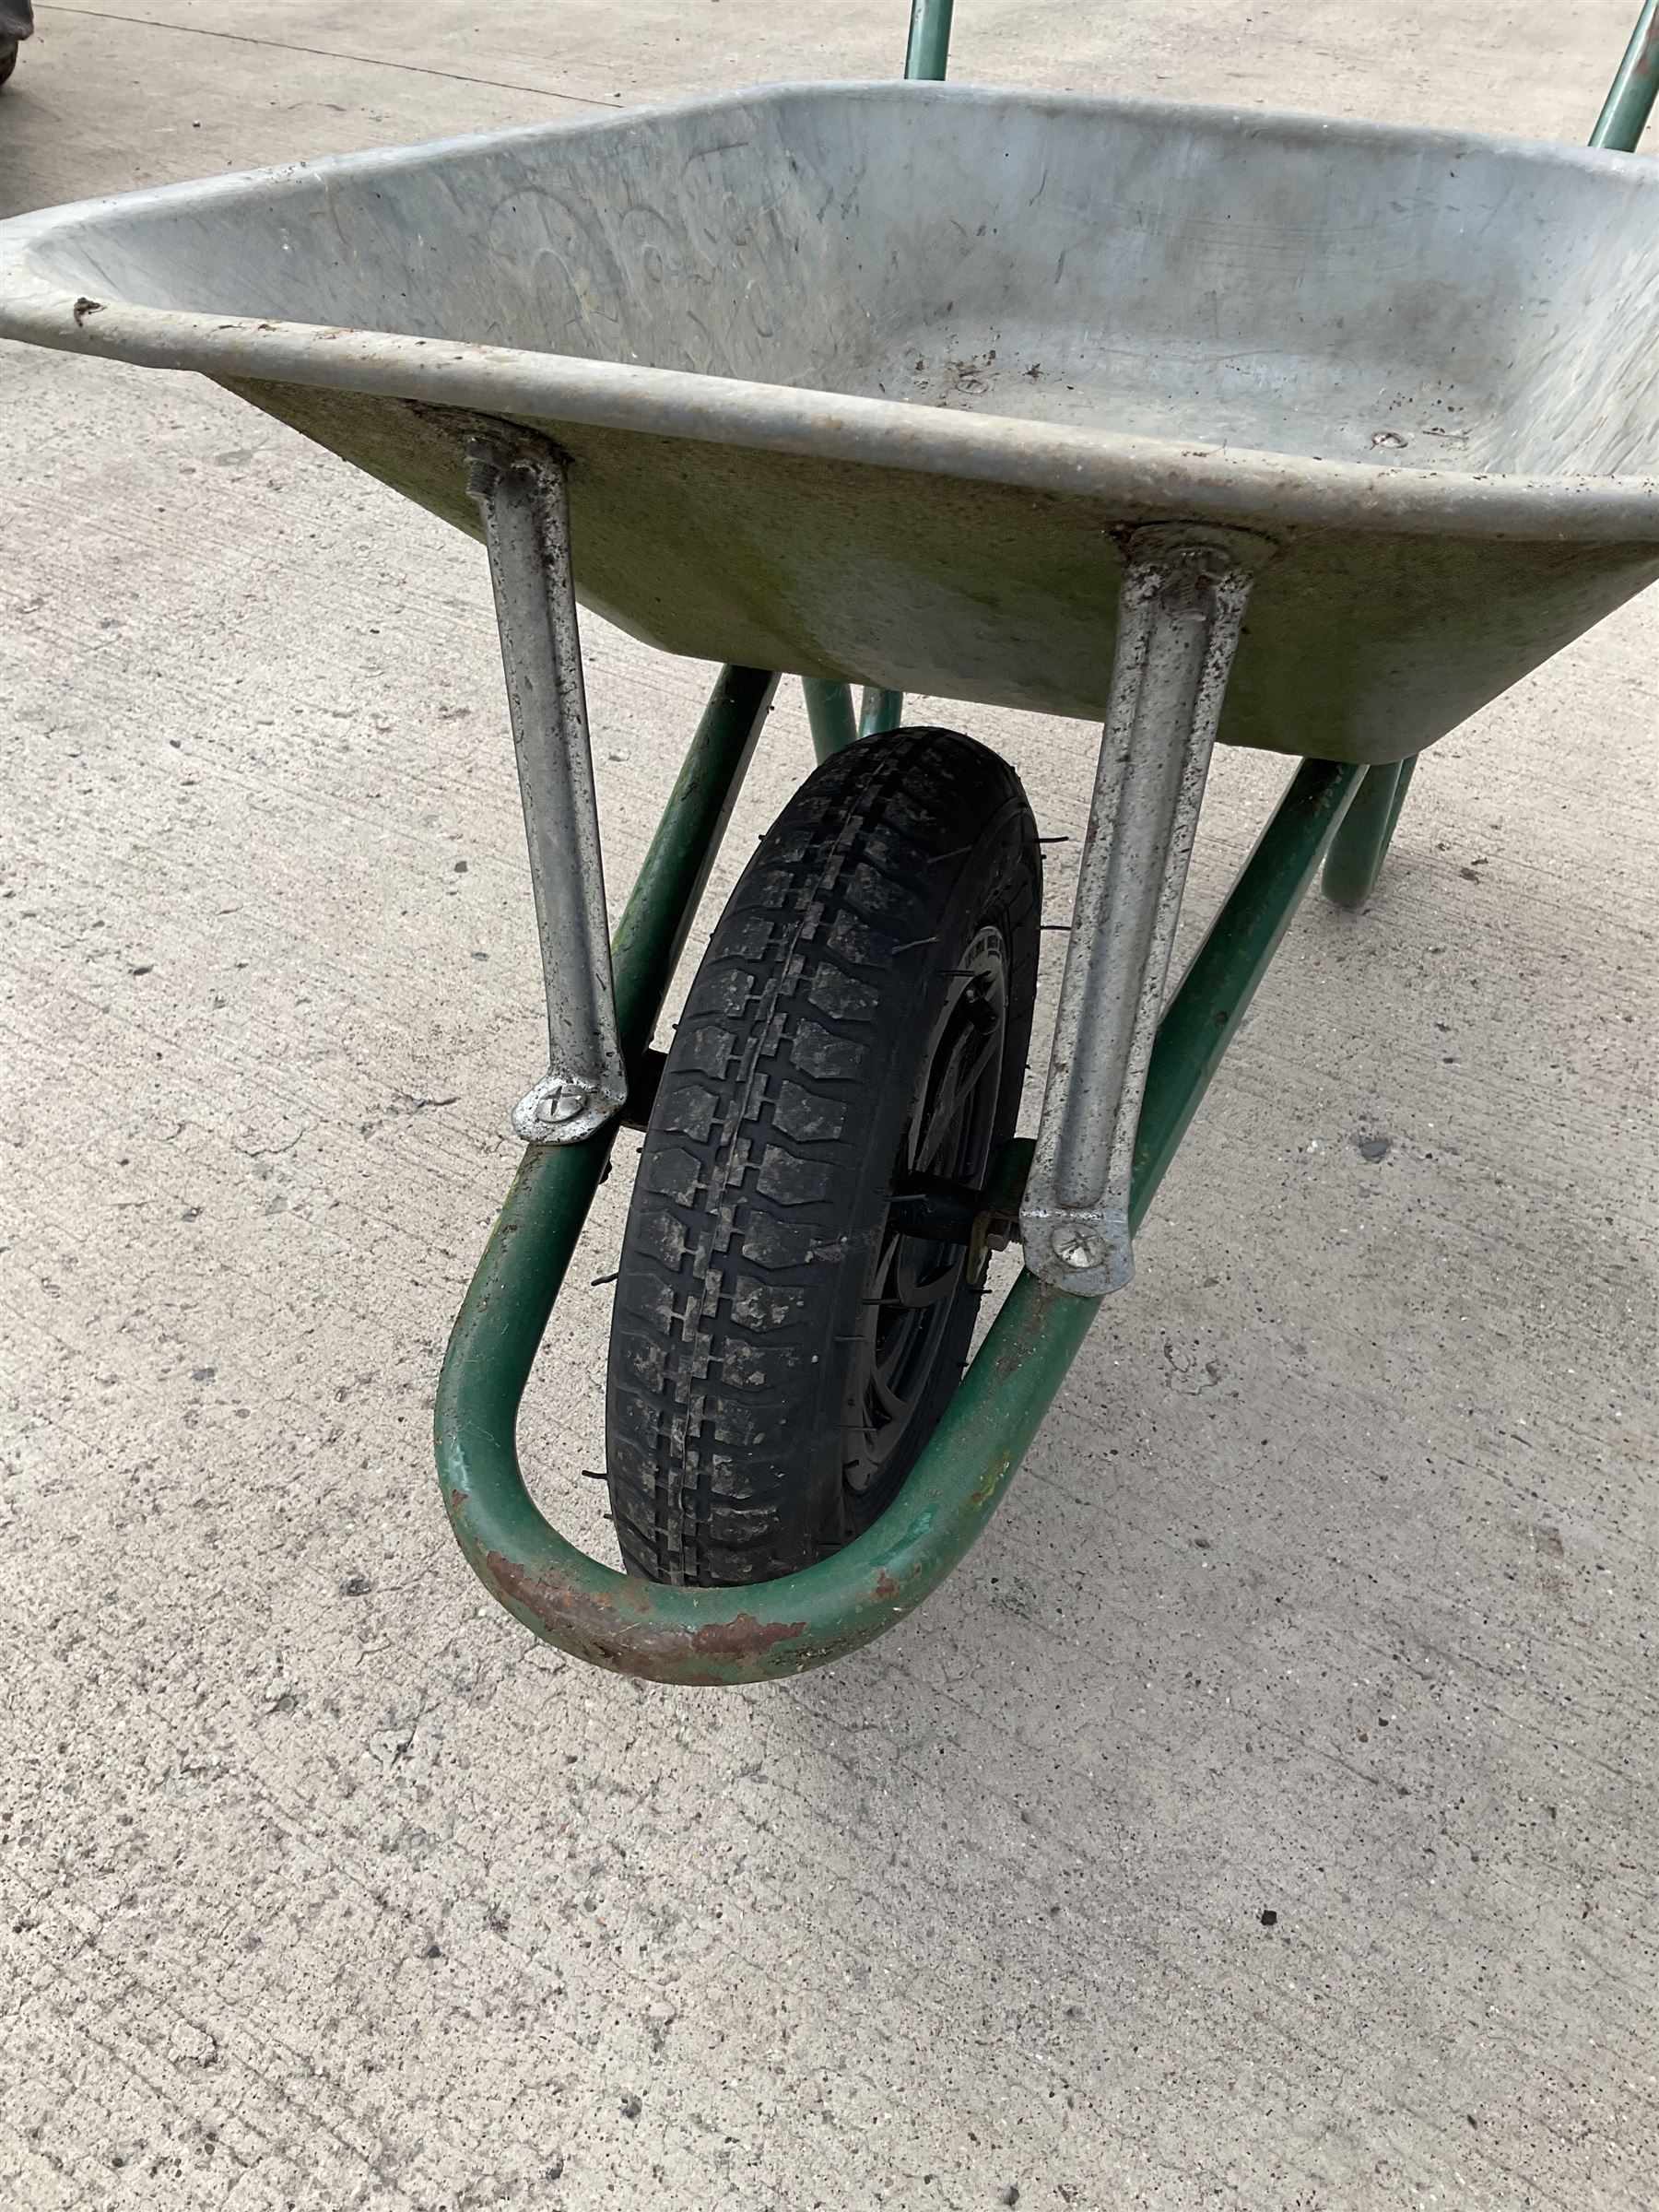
left=5, top=84, right=1659, bottom=542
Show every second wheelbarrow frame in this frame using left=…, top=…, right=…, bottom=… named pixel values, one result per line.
left=435, top=0, right=1659, bottom=1684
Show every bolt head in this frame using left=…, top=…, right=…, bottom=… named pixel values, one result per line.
left=1051, top=1222, right=1109, bottom=1271
left=538, top=1084, right=588, bottom=1124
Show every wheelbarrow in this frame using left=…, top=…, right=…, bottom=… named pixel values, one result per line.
left=2, top=1, right=1655, bottom=1683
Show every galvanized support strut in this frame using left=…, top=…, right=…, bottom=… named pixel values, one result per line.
left=1021, top=526, right=1261, bottom=1296
left=466, top=431, right=627, bottom=1147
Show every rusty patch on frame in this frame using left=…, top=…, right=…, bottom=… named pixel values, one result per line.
left=482, top=1547, right=811, bottom=1681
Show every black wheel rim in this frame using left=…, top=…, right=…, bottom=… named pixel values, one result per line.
left=843, top=923, right=1008, bottom=1508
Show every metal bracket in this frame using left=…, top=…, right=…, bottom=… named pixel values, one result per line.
left=465, top=429, right=626, bottom=1147
left=1020, top=525, right=1262, bottom=1297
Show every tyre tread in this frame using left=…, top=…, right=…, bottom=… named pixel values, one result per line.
left=605, top=730, right=1039, bottom=1585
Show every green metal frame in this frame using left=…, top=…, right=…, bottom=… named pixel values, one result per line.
left=800, top=674, right=858, bottom=760
left=1321, top=756, right=1416, bottom=909
left=436, top=714, right=1363, bottom=1683
left=1593, top=0, right=1659, bottom=148
left=904, top=0, right=955, bottom=82
left=433, top=3, right=1659, bottom=1685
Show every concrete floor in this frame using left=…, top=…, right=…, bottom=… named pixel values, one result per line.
left=2, top=5, right=1656, bottom=2207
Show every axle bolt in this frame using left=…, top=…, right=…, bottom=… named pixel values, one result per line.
left=1051, top=1222, right=1110, bottom=1271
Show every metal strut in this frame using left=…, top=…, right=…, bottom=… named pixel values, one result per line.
left=466, top=430, right=627, bottom=1147
left=1021, top=526, right=1261, bottom=1296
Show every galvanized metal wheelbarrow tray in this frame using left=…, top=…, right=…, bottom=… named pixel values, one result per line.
left=2, top=1, right=1654, bottom=1681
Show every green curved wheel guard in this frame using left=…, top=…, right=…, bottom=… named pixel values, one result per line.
left=434, top=665, right=1361, bottom=1683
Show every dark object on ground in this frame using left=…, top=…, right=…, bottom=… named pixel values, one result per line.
left=0, top=0, right=34, bottom=89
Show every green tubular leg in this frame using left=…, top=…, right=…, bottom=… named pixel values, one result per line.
left=1320, top=756, right=1415, bottom=909
left=801, top=680, right=906, bottom=758
left=435, top=747, right=1362, bottom=1684
left=802, top=677, right=859, bottom=760
left=1380, top=753, right=1418, bottom=853
left=905, top=0, right=955, bottom=78
left=1593, top=0, right=1659, bottom=148
left=859, top=686, right=905, bottom=737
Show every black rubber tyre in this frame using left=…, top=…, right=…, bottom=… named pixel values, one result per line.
left=605, top=727, right=1041, bottom=1586
left=0, top=41, right=17, bottom=88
